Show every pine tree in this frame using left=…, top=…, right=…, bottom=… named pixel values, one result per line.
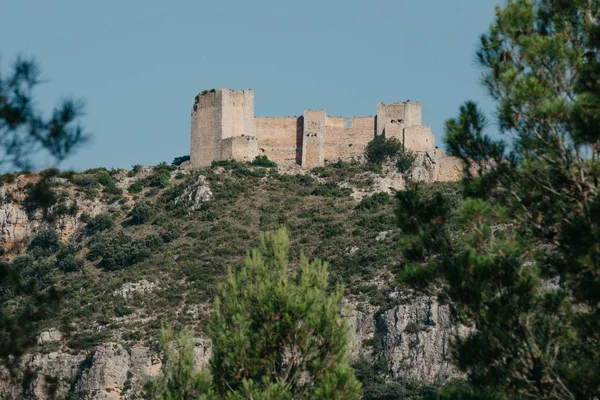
left=152, top=228, right=361, bottom=399
left=397, top=1, right=599, bottom=398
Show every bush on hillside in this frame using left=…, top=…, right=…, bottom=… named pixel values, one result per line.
left=129, top=202, right=155, bottom=225
left=172, top=155, right=190, bottom=166
left=55, top=243, right=83, bottom=273
left=87, top=231, right=162, bottom=270
left=85, top=213, right=114, bottom=235
left=366, top=135, right=402, bottom=164
left=249, top=155, right=277, bottom=168
left=29, top=227, right=60, bottom=256
left=396, top=150, right=416, bottom=173
left=312, top=182, right=352, bottom=197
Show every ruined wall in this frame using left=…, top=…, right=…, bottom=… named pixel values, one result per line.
left=301, top=110, right=326, bottom=168
left=191, top=90, right=222, bottom=168
left=324, top=116, right=375, bottom=161
left=403, top=125, right=435, bottom=152
left=254, top=117, right=299, bottom=164
left=221, top=136, right=258, bottom=161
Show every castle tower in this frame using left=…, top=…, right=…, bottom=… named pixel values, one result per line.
left=376, top=101, right=433, bottom=152
left=301, top=109, right=326, bottom=168
left=190, top=88, right=255, bottom=168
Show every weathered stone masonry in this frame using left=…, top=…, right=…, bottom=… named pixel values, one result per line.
left=190, top=88, right=436, bottom=168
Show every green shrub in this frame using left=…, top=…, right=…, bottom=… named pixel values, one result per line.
left=0, top=173, right=17, bottom=184
left=396, top=150, right=416, bottom=173
left=71, top=174, right=99, bottom=188
left=129, top=202, right=155, bottom=225
left=103, top=183, right=123, bottom=195
left=355, top=192, right=391, bottom=211
left=87, top=231, right=161, bottom=270
left=161, top=225, right=182, bottom=243
left=29, top=228, right=60, bottom=255
left=56, top=243, right=83, bottom=273
left=86, top=213, right=114, bottom=235
left=25, top=179, right=57, bottom=210
left=312, top=182, right=352, bottom=197
left=366, top=135, right=402, bottom=164
left=148, top=170, right=171, bottom=188
left=172, top=155, right=190, bottom=166
left=96, top=172, right=116, bottom=186
left=249, top=155, right=277, bottom=168
left=128, top=181, right=143, bottom=194
left=39, top=168, right=61, bottom=179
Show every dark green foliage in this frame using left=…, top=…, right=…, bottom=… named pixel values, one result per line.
left=85, top=213, right=114, bottom=235
left=29, top=228, right=60, bottom=256
left=367, top=135, right=401, bottom=164
left=0, top=173, right=17, bottom=184
left=147, top=164, right=172, bottom=188
left=25, top=179, right=57, bottom=211
left=153, top=229, right=361, bottom=398
left=0, top=56, right=88, bottom=170
left=39, top=168, right=60, bottom=179
left=356, top=192, right=391, bottom=211
left=353, top=358, right=441, bottom=400
left=102, top=183, right=122, bottom=196
left=172, top=155, right=190, bottom=166
left=249, top=154, right=277, bottom=168
left=312, top=182, right=352, bottom=197
left=128, top=181, right=143, bottom=194
left=147, top=328, right=213, bottom=399
left=55, top=243, right=83, bottom=273
left=129, top=202, right=155, bottom=225
left=0, top=56, right=88, bottom=361
left=87, top=231, right=162, bottom=270
left=96, top=171, right=116, bottom=187
left=398, top=1, right=600, bottom=398
left=160, top=224, right=181, bottom=243
left=395, top=150, right=416, bottom=173
left=53, top=201, right=78, bottom=216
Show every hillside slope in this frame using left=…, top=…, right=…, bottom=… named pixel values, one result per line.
left=0, top=150, right=465, bottom=399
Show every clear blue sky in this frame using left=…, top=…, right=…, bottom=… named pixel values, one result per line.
left=1, top=0, right=499, bottom=171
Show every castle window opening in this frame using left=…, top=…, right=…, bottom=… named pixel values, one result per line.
left=345, top=119, right=352, bottom=128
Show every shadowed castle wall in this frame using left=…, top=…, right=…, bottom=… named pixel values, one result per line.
left=190, top=90, right=222, bottom=168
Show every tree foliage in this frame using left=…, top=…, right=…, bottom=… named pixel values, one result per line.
left=152, top=228, right=361, bottom=399
left=0, top=56, right=88, bottom=170
left=0, top=55, right=88, bottom=361
left=397, top=1, right=600, bottom=398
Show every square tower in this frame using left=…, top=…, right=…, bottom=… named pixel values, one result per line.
left=190, top=88, right=255, bottom=168
left=301, top=109, right=326, bottom=168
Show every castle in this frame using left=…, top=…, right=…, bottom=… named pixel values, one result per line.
left=190, top=88, right=436, bottom=168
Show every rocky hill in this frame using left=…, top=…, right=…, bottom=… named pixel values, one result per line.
left=0, top=149, right=466, bottom=399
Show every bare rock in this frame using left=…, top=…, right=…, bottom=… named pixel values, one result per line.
left=74, top=343, right=131, bottom=399
left=0, top=203, right=33, bottom=250
left=175, top=175, right=212, bottom=211
left=113, top=280, right=158, bottom=299
left=377, top=293, right=466, bottom=382
left=37, top=328, right=63, bottom=344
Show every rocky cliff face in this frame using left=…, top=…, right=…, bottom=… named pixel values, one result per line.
left=0, top=154, right=465, bottom=399
left=0, top=294, right=461, bottom=399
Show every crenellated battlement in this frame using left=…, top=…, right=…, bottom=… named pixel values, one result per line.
left=190, top=89, right=435, bottom=168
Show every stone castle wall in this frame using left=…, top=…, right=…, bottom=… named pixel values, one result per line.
left=254, top=117, right=299, bottom=164
left=190, top=89, right=437, bottom=168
